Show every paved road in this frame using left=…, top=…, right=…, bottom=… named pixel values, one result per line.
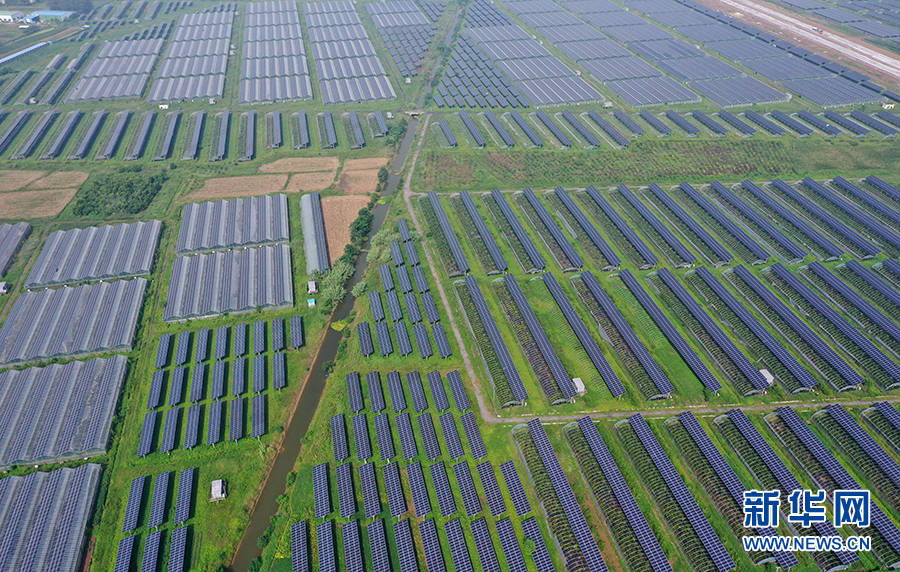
left=714, top=0, right=900, bottom=81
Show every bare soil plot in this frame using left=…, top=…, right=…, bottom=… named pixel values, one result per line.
left=0, top=170, right=46, bottom=191
left=0, top=188, right=78, bottom=218
left=187, top=175, right=288, bottom=200
left=284, top=172, right=335, bottom=193
left=27, top=171, right=89, bottom=189
left=321, top=195, right=369, bottom=264
left=258, top=157, right=340, bottom=173
left=337, top=157, right=389, bottom=194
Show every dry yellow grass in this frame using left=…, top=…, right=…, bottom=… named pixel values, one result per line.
left=342, top=157, right=389, bottom=171
left=27, top=171, right=89, bottom=189
left=0, top=188, right=78, bottom=218
left=258, top=157, right=340, bottom=173
left=0, top=170, right=46, bottom=191
left=284, top=172, right=335, bottom=193
left=321, top=195, right=369, bottom=264
left=187, top=175, right=288, bottom=200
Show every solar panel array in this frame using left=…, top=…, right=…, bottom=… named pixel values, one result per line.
left=367, top=1, right=435, bottom=78
left=291, top=521, right=309, bottom=572
left=0, top=222, right=30, bottom=276
left=676, top=411, right=798, bottom=570
left=776, top=407, right=900, bottom=558
left=301, top=191, right=330, bottom=274
left=353, top=414, right=371, bottom=460
left=825, top=404, right=900, bottom=489
left=542, top=272, right=626, bottom=397
left=240, top=1, right=312, bottom=103
left=0, top=355, right=127, bottom=468
left=583, top=186, right=657, bottom=266
left=526, top=419, right=607, bottom=572
left=337, top=462, right=355, bottom=518
left=393, top=519, right=418, bottom=572
left=27, top=220, right=160, bottom=287
left=0, top=464, right=102, bottom=572
left=164, top=244, right=293, bottom=321
left=696, top=266, right=817, bottom=391
left=176, top=194, right=289, bottom=253
left=148, top=471, right=170, bottom=528
left=582, top=270, right=674, bottom=399
left=732, top=265, right=864, bottom=391
left=524, top=187, right=584, bottom=268
left=149, top=6, right=235, bottom=100
left=122, top=475, right=146, bottom=533
left=628, top=414, right=735, bottom=572
left=313, top=463, right=330, bottom=518
left=726, top=408, right=857, bottom=566
left=67, top=37, right=164, bottom=101
left=0, top=278, right=147, bottom=364
left=577, top=417, right=670, bottom=571
left=419, top=519, right=445, bottom=571
left=304, top=1, right=396, bottom=103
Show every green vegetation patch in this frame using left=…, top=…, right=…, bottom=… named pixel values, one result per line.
left=72, top=166, right=168, bottom=217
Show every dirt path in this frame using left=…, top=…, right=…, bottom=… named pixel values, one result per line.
left=702, top=0, right=900, bottom=82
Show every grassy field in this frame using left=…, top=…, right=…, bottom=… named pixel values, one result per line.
left=412, top=135, right=898, bottom=192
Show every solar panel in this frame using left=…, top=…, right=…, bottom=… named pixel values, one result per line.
left=375, top=413, right=395, bottom=460
left=406, top=371, right=428, bottom=412
left=845, top=259, right=900, bottom=310
left=577, top=417, right=670, bottom=571
left=291, top=521, right=309, bottom=572
left=317, top=521, right=336, bottom=572
left=230, top=397, right=244, bottom=442
left=696, top=267, right=817, bottom=391
left=169, top=525, right=189, bottom=572
left=583, top=186, right=657, bottom=266
left=160, top=407, right=180, bottom=453
left=407, top=461, right=432, bottom=516
left=490, top=189, right=545, bottom=270
left=368, top=519, right=391, bottom=572
left=396, top=264, right=412, bottom=294
left=234, top=323, right=248, bottom=356
left=393, top=519, right=419, bottom=572
left=676, top=412, right=797, bottom=570
left=372, top=292, right=386, bottom=325
left=527, top=419, right=607, bottom=572
left=358, top=322, right=374, bottom=356
left=500, top=460, right=532, bottom=516
left=148, top=471, right=171, bottom=528
left=523, top=187, right=584, bottom=268
left=175, top=331, right=191, bottom=365
left=207, top=400, right=223, bottom=445
left=658, top=268, right=768, bottom=393
left=419, top=413, right=442, bottom=460
left=832, top=177, right=900, bottom=227
left=733, top=265, right=863, bottom=391
left=386, top=289, right=404, bottom=321
left=420, top=519, right=446, bottom=572
left=313, top=463, right=331, bottom=518
left=801, top=177, right=900, bottom=251
left=826, top=404, right=900, bottom=489
left=190, top=363, right=206, bottom=402
left=422, top=291, right=441, bottom=324
left=138, top=411, right=157, bottom=457
left=521, top=517, right=556, bottom=572
left=445, top=518, right=474, bottom=572
left=430, top=461, right=457, bottom=517
left=174, top=467, right=195, bottom=524
left=252, top=394, right=267, bottom=437
left=367, top=371, right=386, bottom=412
left=169, top=367, right=186, bottom=405
left=122, top=476, right=146, bottom=532
left=647, top=183, right=732, bottom=262
left=707, top=181, right=806, bottom=260
left=211, top=361, right=226, bottom=399
left=155, top=333, right=171, bottom=368
left=769, top=178, right=879, bottom=257
left=777, top=407, right=900, bottom=557
left=427, top=370, right=450, bottom=411
left=290, top=315, right=304, bottom=349
left=582, top=271, right=674, bottom=398
left=727, top=408, right=857, bottom=566
left=454, top=462, right=482, bottom=516
left=460, top=190, right=507, bottom=271
left=352, top=414, right=371, bottom=461
left=252, top=354, right=266, bottom=393
left=413, top=323, right=432, bottom=358
left=379, top=264, right=394, bottom=291
left=343, top=520, right=363, bottom=572
left=617, top=184, right=696, bottom=265
left=383, top=461, right=407, bottom=517
left=337, top=462, right=356, bottom=519
left=771, top=262, right=900, bottom=387
left=148, top=370, right=165, bottom=409
left=195, top=328, right=210, bottom=362
left=332, top=414, right=349, bottom=461
left=679, top=182, right=770, bottom=261
left=232, top=357, right=246, bottom=395
left=495, top=518, right=527, bottom=572
left=142, top=530, right=163, bottom=572
left=114, top=535, right=135, bottom=572
left=184, top=404, right=201, bottom=449
left=542, top=272, right=625, bottom=397
left=273, top=352, right=286, bottom=391
left=386, top=370, right=407, bottom=412
left=214, top=326, right=229, bottom=359
left=428, top=191, right=470, bottom=273
left=629, top=415, right=734, bottom=572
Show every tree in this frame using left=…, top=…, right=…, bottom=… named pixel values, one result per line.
left=351, top=281, right=367, bottom=298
